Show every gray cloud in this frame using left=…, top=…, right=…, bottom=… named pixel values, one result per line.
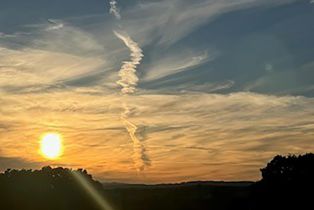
left=0, top=156, right=40, bottom=171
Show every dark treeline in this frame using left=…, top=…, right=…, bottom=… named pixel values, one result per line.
left=0, top=167, right=104, bottom=210
left=0, top=153, right=313, bottom=210
left=251, top=153, right=314, bottom=210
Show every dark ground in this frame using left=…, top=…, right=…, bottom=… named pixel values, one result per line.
left=102, top=181, right=252, bottom=210
left=0, top=153, right=313, bottom=210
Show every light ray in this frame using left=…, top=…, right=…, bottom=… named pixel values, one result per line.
left=72, top=171, right=114, bottom=210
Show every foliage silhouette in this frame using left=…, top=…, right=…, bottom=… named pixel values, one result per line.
left=0, top=166, right=104, bottom=210
left=251, top=153, right=314, bottom=210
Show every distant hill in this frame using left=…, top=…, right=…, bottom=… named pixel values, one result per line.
left=102, top=180, right=253, bottom=189
left=102, top=181, right=253, bottom=210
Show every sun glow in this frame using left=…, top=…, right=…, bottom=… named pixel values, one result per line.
left=40, top=133, right=63, bottom=159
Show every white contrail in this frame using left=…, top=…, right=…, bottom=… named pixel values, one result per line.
left=114, top=31, right=143, bottom=94
left=107, top=0, right=149, bottom=171
left=121, top=105, right=150, bottom=171
left=109, top=0, right=121, bottom=19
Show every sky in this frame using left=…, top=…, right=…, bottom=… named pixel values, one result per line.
left=0, top=0, right=314, bottom=184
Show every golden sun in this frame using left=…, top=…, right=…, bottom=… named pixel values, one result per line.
left=40, top=133, right=63, bottom=160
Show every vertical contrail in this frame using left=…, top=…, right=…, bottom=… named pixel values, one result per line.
left=114, top=31, right=143, bottom=94
left=108, top=0, right=150, bottom=171
left=121, top=105, right=151, bottom=171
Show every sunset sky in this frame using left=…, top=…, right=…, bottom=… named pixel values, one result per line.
left=0, top=0, right=314, bottom=183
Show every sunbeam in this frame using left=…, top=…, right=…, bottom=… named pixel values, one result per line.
left=72, top=171, right=114, bottom=210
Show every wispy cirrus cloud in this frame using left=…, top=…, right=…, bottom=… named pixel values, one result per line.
left=121, top=0, right=295, bottom=45
left=0, top=47, right=105, bottom=90
left=143, top=51, right=215, bottom=82
left=1, top=90, right=313, bottom=182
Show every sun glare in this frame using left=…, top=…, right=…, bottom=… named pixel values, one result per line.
left=40, top=133, right=63, bottom=160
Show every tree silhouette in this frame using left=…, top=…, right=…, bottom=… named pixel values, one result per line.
left=251, top=153, right=314, bottom=210
left=261, top=154, right=314, bottom=184
left=0, top=167, right=105, bottom=210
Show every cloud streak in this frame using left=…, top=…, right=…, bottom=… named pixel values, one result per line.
left=1, top=90, right=313, bottom=183
left=143, top=51, right=215, bottom=82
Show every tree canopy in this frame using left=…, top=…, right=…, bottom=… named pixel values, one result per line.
left=0, top=167, right=103, bottom=210
left=252, top=153, right=314, bottom=210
